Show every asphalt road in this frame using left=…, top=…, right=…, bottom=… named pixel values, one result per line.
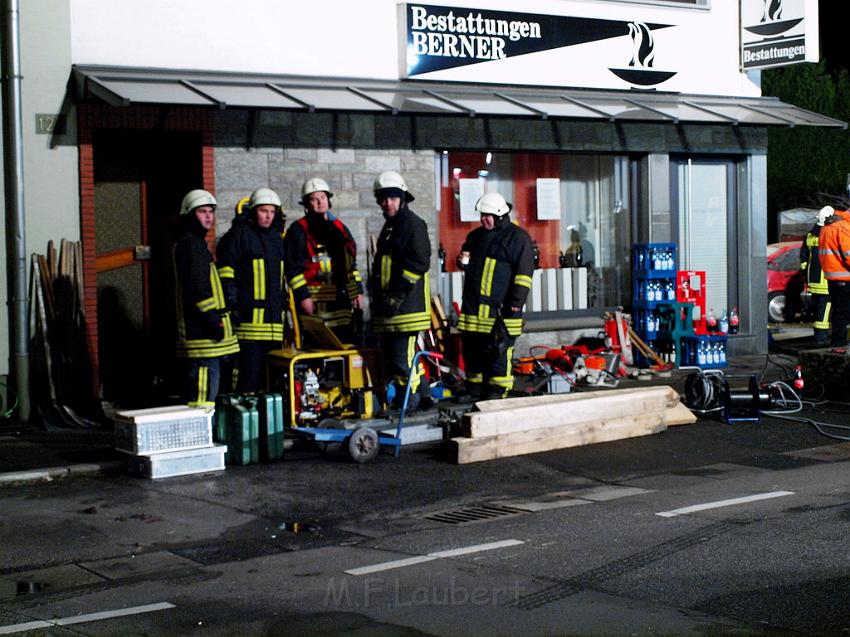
left=3, top=363, right=850, bottom=636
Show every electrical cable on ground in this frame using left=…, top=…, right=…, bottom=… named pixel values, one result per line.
left=0, top=380, right=19, bottom=420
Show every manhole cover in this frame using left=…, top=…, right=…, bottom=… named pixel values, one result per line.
left=424, top=504, right=527, bottom=525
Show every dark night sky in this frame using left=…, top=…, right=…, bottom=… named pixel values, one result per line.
left=817, top=4, right=848, bottom=73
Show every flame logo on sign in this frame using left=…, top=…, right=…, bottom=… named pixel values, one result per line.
left=628, top=23, right=655, bottom=69
left=746, top=0, right=800, bottom=36
left=762, top=0, right=782, bottom=23
left=610, top=22, right=675, bottom=87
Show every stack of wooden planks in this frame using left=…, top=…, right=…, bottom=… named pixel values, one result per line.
left=29, top=239, right=97, bottom=426
left=448, top=385, right=695, bottom=464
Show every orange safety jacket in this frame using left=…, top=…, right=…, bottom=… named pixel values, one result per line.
left=818, top=210, right=850, bottom=282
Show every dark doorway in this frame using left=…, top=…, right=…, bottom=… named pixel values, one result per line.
left=93, top=130, right=203, bottom=406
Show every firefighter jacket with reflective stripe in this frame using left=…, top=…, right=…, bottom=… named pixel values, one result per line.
left=801, top=226, right=828, bottom=295
left=283, top=214, right=363, bottom=327
left=457, top=220, right=534, bottom=337
left=173, top=217, right=239, bottom=359
left=217, top=217, right=286, bottom=341
left=370, top=205, right=432, bottom=333
left=818, top=210, right=850, bottom=283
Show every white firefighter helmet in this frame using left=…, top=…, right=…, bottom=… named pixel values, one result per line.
left=817, top=205, right=835, bottom=226
left=249, top=187, right=282, bottom=209
left=475, top=192, right=512, bottom=217
left=299, top=177, right=333, bottom=205
left=373, top=170, right=414, bottom=202
left=180, top=189, right=217, bottom=216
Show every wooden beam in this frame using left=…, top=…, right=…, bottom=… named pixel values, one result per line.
left=461, top=386, right=677, bottom=438
left=450, top=412, right=667, bottom=464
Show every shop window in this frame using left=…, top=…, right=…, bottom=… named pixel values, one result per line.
left=438, top=151, right=632, bottom=314
left=675, top=158, right=737, bottom=318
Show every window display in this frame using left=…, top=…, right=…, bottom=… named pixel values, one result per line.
left=438, top=151, right=632, bottom=312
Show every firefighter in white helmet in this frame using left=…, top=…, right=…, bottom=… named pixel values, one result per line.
left=216, top=187, right=286, bottom=392
left=371, top=170, right=432, bottom=409
left=801, top=205, right=835, bottom=345
left=457, top=192, right=534, bottom=399
left=173, top=189, right=239, bottom=407
left=283, top=177, right=364, bottom=344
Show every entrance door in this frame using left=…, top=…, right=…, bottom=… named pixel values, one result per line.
left=673, top=158, right=737, bottom=321
left=93, top=131, right=203, bottom=405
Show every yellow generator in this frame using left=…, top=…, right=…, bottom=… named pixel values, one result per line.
left=266, top=316, right=383, bottom=429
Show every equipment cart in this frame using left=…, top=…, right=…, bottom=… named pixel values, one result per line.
left=267, top=341, right=442, bottom=463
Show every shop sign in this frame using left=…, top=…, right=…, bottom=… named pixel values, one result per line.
left=740, top=0, right=818, bottom=70
left=399, top=3, right=676, bottom=87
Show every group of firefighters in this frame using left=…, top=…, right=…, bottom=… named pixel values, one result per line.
left=173, top=171, right=534, bottom=409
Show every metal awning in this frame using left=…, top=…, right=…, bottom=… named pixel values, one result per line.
left=72, top=65, right=847, bottom=129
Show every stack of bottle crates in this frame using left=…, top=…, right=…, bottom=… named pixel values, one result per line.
left=674, top=269, right=728, bottom=369
left=631, top=243, right=678, bottom=367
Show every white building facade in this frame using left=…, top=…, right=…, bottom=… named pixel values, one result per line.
left=0, top=0, right=839, bottom=407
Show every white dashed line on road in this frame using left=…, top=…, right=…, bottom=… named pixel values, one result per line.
left=344, top=539, right=525, bottom=576
left=0, top=602, right=175, bottom=635
left=655, top=491, right=795, bottom=518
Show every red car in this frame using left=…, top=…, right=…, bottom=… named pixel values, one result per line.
left=767, top=241, right=806, bottom=323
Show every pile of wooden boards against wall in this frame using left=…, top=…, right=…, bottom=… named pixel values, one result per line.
left=449, top=386, right=696, bottom=464
left=29, top=239, right=97, bottom=426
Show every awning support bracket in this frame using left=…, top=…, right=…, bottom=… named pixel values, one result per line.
left=423, top=89, right=475, bottom=117
left=493, top=92, right=548, bottom=119
left=179, top=80, right=225, bottom=110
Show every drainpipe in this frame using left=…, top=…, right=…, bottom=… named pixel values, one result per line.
left=1, top=0, right=30, bottom=422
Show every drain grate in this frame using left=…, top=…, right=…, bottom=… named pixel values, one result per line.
left=424, top=504, right=527, bottom=525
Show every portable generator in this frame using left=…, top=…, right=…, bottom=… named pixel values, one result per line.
left=265, top=315, right=384, bottom=427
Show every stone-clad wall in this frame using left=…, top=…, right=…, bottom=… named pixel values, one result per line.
left=213, top=146, right=439, bottom=295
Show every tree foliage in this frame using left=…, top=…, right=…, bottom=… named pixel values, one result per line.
left=762, top=61, right=850, bottom=213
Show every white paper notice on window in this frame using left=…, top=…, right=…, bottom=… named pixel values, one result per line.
left=459, top=178, right=486, bottom=222
left=536, top=178, right=561, bottom=220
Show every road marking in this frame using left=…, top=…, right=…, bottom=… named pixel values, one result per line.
left=655, top=491, right=795, bottom=518
left=345, top=539, right=524, bottom=576
left=0, top=602, right=175, bottom=635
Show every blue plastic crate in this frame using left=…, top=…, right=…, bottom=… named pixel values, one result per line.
left=632, top=243, right=678, bottom=275
left=680, top=334, right=727, bottom=369
left=632, top=276, right=678, bottom=305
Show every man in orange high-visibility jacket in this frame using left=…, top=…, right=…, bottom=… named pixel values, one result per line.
left=817, top=206, right=850, bottom=347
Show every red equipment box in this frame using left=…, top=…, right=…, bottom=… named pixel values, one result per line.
left=676, top=270, right=707, bottom=334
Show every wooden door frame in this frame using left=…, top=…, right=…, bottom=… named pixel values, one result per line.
left=77, top=104, right=215, bottom=393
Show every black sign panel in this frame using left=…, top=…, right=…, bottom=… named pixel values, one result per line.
left=403, top=4, right=672, bottom=78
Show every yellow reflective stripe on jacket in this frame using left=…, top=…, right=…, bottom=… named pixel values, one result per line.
left=381, top=255, right=392, bottom=288
left=458, top=314, right=496, bottom=333
left=196, top=296, right=218, bottom=312
left=402, top=269, right=421, bottom=284
left=503, top=317, right=523, bottom=336
left=308, top=282, right=339, bottom=302
left=253, top=258, right=266, bottom=300
left=372, top=312, right=431, bottom=332
left=197, top=261, right=229, bottom=311
left=480, top=257, right=496, bottom=296
left=177, top=337, right=240, bottom=358
left=514, top=274, right=532, bottom=289
left=218, top=265, right=235, bottom=279
left=234, top=322, right=284, bottom=340
left=289, top=273, right=307, bottom=290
